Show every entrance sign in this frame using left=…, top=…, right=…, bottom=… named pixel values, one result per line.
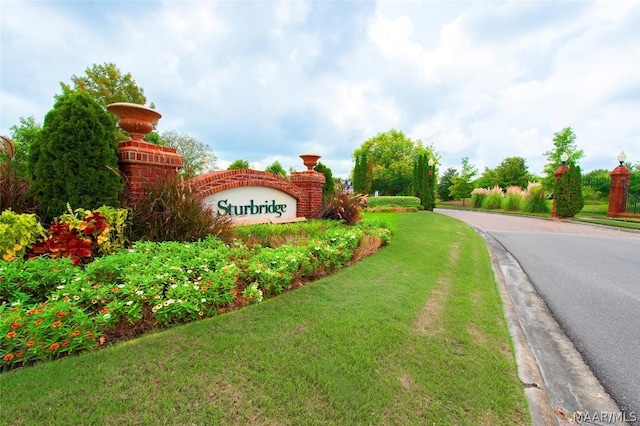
left=203, top=186, right=297, bottom=223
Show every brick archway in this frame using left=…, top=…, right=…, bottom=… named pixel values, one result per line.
left=187, top=169, right=324, bottom=221
left=188, top=169, right=304, bottom=200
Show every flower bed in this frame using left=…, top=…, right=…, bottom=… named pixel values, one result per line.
left=0, top=219, right=391, bottom=371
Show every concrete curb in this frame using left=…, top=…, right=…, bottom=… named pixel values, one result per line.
left=476, top=228, right=628, bottom=426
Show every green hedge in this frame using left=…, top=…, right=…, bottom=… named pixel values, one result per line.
left=367, top=196, right=421, bottom=208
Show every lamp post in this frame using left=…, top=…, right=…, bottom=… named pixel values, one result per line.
left=560, top=153, right=569, bottom=165
left=607, top=151, right=631, bottom=217
left=428, top=158, right=434, bottom=176
left=617, top=151, right=627, bottom=166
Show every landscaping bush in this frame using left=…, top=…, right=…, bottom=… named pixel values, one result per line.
left=0, top=210, right=45, bottom=261
left=470, top=188, right=488, bottom=208
left=1, top=299, right=104, bottom=370
left=367, top=196, right=420, bottom=209
left=502, top=186, right=524, bottom=211
left=59, top=205, right=129, bottom=255
left=0, top=257, right=77, bottom=305
left=322, top=191, right=367, bottom=225
left=481, top=186, right=504, bottom=209
left=522, top=182, right=550, bottom=213
left=0, top=218, right=391, bottom=371
left=1, top=136, right=37, bottom=214
left=314, top=162, right=335, bottom=201
left=555, top=165, right=584, bottom=218
left=129, top=173, right=234, bottom=242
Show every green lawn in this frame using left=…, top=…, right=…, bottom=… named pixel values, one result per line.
left=0, top=213, right=529, bottom=425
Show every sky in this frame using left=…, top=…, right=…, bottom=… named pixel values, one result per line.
left=1, top=0, right=639, bottom=179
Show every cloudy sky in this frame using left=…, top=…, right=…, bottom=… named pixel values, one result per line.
left=1, top=0, right=638, bottom=179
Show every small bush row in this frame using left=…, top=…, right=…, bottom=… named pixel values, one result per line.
left=470, top=183, right=550, bottom=214
left=366, top=196, right=421, bottom=209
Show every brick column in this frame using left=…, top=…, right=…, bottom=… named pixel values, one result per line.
left=118, top=140, right=183, bottom=202
left=290, top=171, right=325, bottom=219
left=551, top=164, right=569, bottom=219
left=607, top=164, right=631, bottom=217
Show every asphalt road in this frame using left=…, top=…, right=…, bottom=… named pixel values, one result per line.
left=436, top=209, right=640, bottom=423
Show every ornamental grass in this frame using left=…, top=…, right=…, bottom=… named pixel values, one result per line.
left=481, top=186, right=504, bottom=209
left=522, top=182, right=550, bottom=213
left=502, top=186, right=525, bottom=211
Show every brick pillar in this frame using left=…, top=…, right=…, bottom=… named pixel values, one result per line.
left=607, top=164, right=631, bottom=217
left=551, top=164, right=569, bottom=218
left=118, top=140, right=183, bottom=202
left=290, top=171, right=325, bottom=219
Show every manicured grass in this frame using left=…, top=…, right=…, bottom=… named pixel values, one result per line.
left=0, top=213, right=529, bottom=425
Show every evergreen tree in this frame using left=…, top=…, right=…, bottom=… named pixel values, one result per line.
left=427, top=163, right=437, bottom=210
left=554, top=165, right=584, bottom=218
left=313, top=162, right=335, bottom=201
left=352, top=152, right=371, bottom=194
left=411, top=154, right=436, bottom=210
left=28, top=91, right=122, bottom=220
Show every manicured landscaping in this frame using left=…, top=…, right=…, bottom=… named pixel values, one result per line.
left=1, top=218, right=391, bottom=370
left=0, top=213, right=529, bottom=425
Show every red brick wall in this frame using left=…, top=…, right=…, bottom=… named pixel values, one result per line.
left=188, top=169, right=325, bottom=219
left=119, top=144, right=326, bottom=219
left=608, top=164, right=639, bottom=218
left=290, top=171, right=325, bottom=219
left=118, top=140, right=183, bottom=202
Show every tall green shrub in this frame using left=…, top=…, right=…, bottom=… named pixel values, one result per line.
left=352, top=152, right=371, bottom=194
left=554, top=165, right=584, bottom=218
left=412, top=154, right=435, bottom=210
left=314, top=162, right=335, bottom=201
left=28, top=91, right=122, bottom=220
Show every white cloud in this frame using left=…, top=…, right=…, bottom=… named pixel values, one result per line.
left=1, top=0, right=638, bottom=180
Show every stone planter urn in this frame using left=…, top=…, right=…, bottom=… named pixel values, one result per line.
left=300, top=153, right=321, bottom=171
left=106, top=102, right=161, bottom=142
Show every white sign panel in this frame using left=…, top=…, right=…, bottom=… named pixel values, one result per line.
left=203, top=186, right=297, bottom=223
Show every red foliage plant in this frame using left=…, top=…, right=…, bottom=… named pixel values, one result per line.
left=27, top=212, right=110, bottom=265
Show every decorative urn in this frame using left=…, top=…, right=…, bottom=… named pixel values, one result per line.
left=300, top=154, right=321, bottom=171
left=106, top=102, right=161, bottom=142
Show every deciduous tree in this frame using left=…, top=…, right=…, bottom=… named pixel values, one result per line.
left=265, top=160, right=288, bottom=178
left=449, top=157, right=477, bottom=204
left=157, top=130, right=218, bottom=178
left=438, top=167, right=458, bottom=201
left=542, top=127, right=583, bottom=192
left=60, top=62, right=147, bottom=107
left=8, top=116, right=41, bottom=180
left=495, top=156, right=531, bottom=189
left=352, top=129, right=436, bottom=196
left=228, top=159, right=250, bottom=170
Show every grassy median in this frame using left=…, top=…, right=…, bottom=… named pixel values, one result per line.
left=0, top=213, right=529, bottom=425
